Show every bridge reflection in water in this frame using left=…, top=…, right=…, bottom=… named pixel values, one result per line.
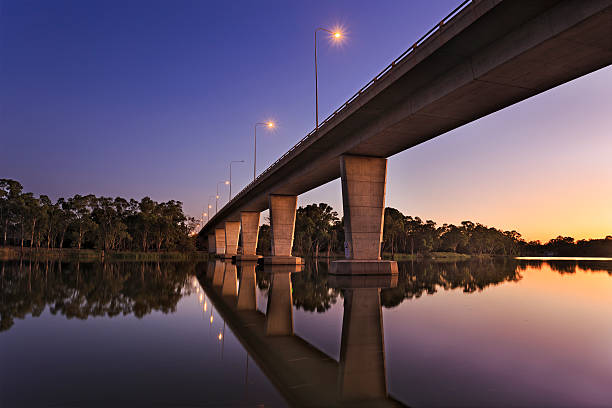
left=199, top=260, right=405, bottom=407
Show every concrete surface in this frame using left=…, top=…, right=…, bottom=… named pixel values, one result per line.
left=268, top=194, right=302, bottom=264
left=240, top=211, right=260, bottom=256
left=215, top=227, right=226, bottom=257
left=207, top=233, right=216, bottom=254
left=340, top=155, right=387, bottom=260
left=224, top=221, right=241, bottom=256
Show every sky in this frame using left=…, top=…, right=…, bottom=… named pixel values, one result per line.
left=1, top=0, right=611, bottom=243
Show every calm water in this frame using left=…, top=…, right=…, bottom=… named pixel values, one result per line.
left=1, top=258, right=612, bottom=407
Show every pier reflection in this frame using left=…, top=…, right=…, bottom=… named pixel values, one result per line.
left=200, top=260, right=404, bottom=407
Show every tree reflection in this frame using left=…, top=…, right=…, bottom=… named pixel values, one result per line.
left=381, top=259, right=522, bottom=308
left=0, top=260, right=195, bottom=332
left=291, top=260, right=340, bottom=313
left=518, top=259, right=612, bottom=275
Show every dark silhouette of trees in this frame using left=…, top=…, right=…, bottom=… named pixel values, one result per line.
left=293, top=203, right=340, bottom=257
left=0, top=179, right=195, bottom=252
left=3, top=178, right=609, bottom=257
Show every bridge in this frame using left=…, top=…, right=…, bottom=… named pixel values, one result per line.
left=198, top=260, right=404, bottom=407
left=200, top=0, right=612, bottom=273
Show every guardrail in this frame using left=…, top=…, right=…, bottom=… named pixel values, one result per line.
left=205, top=0, right=472, bottom=229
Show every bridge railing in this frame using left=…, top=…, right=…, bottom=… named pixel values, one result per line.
left=205, top=0, right=472, bottom=228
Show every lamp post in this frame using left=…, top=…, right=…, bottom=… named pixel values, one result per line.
left=229, top=160, right=245, bottom=200
left=216, top=181, right=229, bottom=214
left=314, top=27, right=343, bottom=129
left=253, top=121, right=275, bottom=181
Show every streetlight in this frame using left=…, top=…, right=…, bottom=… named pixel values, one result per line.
left=314, top=27, right=344, bottom=129
left=253, top=121, right=275, bottom=181
left=216, top=180, right=229, bottom=214
left=229, top=160, right=245, bottom=200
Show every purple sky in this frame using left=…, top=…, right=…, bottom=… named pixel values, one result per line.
left=1, top=0, right=611, bottom=241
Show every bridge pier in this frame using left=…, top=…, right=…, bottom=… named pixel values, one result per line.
left=332, top=155, right=397, bottom=275
left=207, top=233, right=216, bottom=255
left=224, top=221, right=241, bottom=257
left=265, top=194, right=302, bottom=265
left=236, top=211, right=261, bottom=261
left=215, top=227, right=226, bottom=257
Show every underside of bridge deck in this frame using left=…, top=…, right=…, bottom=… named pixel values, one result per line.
left=201, top=0, right=612, bottom=274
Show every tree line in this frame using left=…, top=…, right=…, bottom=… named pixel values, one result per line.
left=256, top=204, right=611, bottom=257
left=0, top=179, right=197, bottom=253
left=4, top=178, right=609, bottom=257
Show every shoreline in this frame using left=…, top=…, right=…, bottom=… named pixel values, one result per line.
left=0, top=247, right=209, bottom=262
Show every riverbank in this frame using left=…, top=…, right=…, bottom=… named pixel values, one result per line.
left=0, top=247, right=209, bottom=262
left=382, top=251, right=474, bottom=261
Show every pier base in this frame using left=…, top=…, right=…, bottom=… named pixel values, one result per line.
left=332, top=260, right=398, bottom=275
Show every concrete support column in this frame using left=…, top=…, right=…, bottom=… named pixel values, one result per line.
left=333, top=155, right=397, bottom=275
left=208, top=234, right=216, bottom=254
left=240, top=212, right=260, bottom=256
left=224, top=221, right=241, bottom=257
left=338, top=288, right=387, bottom=401
left=266, top=194, right=301, bottom=264
left=215, top=227, right=226, bottom=256
left=237, top=262, right=257, bottom=311
left=265, top=272, right=294, bottom=336
left=237, top=211, right=261, bottom=261
left=341, top=155, right=386, bottom=260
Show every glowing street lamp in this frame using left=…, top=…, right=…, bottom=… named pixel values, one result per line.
left=229, top=160, right=245, bottom=200
left=253, top=121, right=275, bottom=181
left=216, top=180, right=229, bottom=214
left=314, top=27, right=344, bottom=129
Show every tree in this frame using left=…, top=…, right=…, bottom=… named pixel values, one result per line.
left=0, top=179, right=23, bottom=246
left=294, top=203, right=339, bottom=257
left=66, top=195, right=96, bottom=250
left=383, top=208, right=405, bottom=258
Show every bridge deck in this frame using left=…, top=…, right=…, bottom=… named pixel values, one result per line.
left=202, top=0, right=612, bottom=233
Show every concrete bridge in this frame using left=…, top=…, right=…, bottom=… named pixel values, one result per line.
left=198, top=261, right=404, bottom=407
left=200, top=0, right=612, bottom=273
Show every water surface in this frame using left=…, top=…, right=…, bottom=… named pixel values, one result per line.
left=1, top=258, right=611, bottom=407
